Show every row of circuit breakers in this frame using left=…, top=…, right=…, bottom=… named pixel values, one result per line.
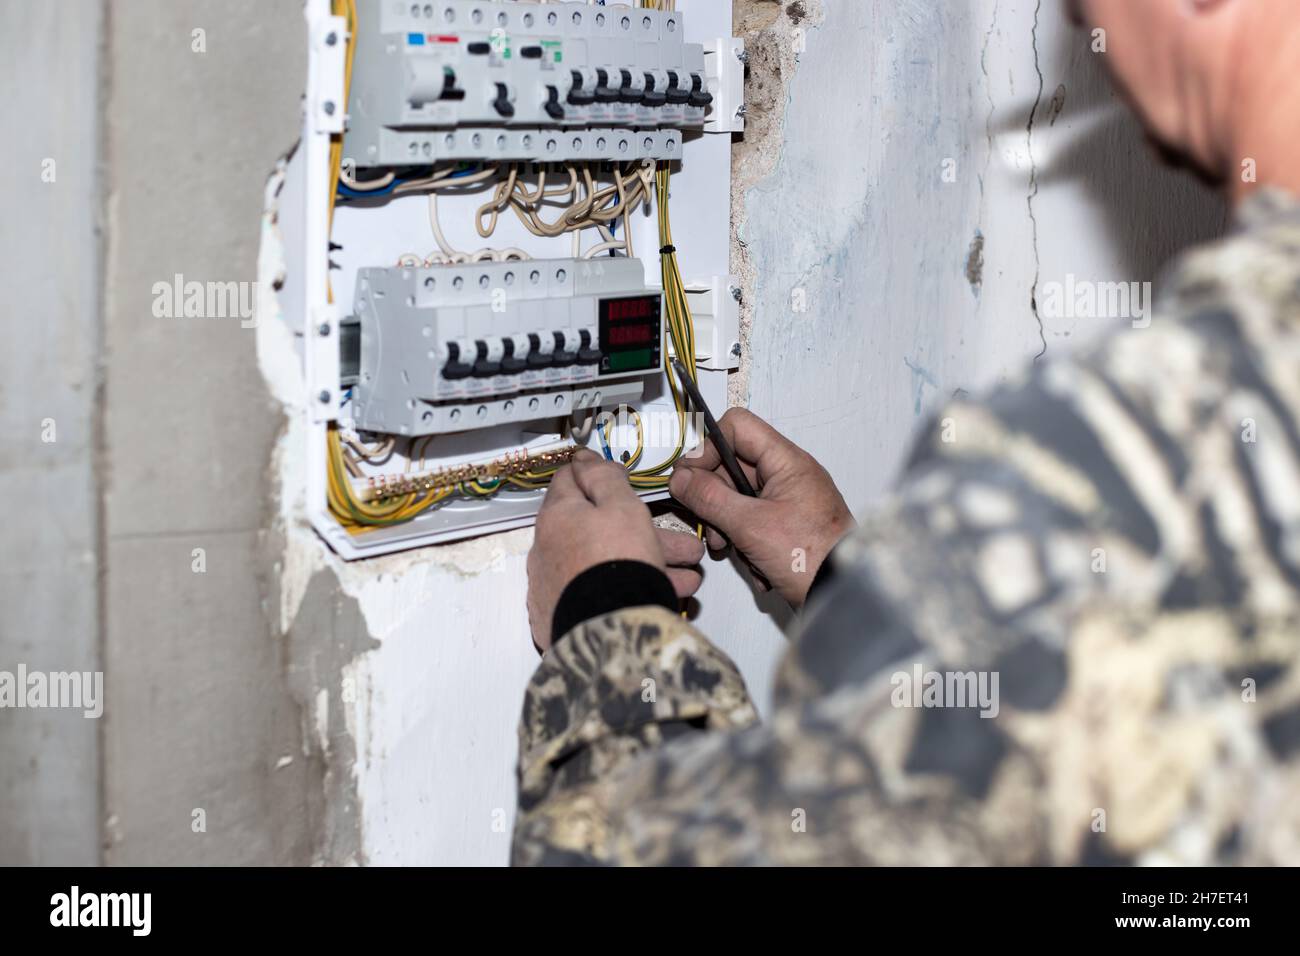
left=341, top=258, right=662, bottom=436
left=338, top=1, right=734, bottom=439
left=347, top=0, right=719, bottom=166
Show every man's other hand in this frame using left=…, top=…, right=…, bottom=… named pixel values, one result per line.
left=527, top=449, right=706, bottom=652
left=669, top=409, right=855, bottom=607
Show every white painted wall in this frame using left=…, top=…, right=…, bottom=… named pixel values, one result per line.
left=290, top=0, right=1223, bottom=865
left=695, top=0, right=1223, bottom=718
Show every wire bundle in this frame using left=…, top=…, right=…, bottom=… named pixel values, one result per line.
left=473, top=161, right=655, bottom=258
left=628, top=165, right=696, bottom=490
left=326, top=426, right=584, bottom=533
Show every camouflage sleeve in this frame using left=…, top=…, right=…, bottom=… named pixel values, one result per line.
left=762, top=190, right=1300, bottom=864
left=514, top=192, right=1300, bottom=866
left=512, top=605, right=758, bottom=866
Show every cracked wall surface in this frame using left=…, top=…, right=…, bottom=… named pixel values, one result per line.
left=692, top=0, right=1225, bottom=718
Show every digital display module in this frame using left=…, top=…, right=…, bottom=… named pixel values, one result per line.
left=598, top=295, right=662, bottom=376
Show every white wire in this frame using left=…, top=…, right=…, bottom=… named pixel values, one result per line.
left=570, top=409, right=598, bottom=442
left=427, top=192, right=532, bottom=263
left=339, top=165, right=396, bottom=192
left=584, top=240, right=628, bottom=259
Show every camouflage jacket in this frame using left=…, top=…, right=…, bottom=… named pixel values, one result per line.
left=512, top=189, right=1300, bottom=866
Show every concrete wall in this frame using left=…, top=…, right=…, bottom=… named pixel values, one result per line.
left=4, top=0, right=1224, bottom=865
left=96, top=0, right=315, bottom=864
left=0, top=0, right=104, bottom=866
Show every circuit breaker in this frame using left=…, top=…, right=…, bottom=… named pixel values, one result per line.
left=344, top=257, right=662, bottom=436
left=289, top=0, right=744, bottom=558
left=345, top=0, right=720, bottom=164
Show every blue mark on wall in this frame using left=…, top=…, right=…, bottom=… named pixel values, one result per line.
left=904, top=356, right=938, bottom=417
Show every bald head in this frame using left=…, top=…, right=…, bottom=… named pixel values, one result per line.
left=1070, top=0, right=1300, bottom=201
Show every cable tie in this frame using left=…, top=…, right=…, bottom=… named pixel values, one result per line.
left=659, top=244, right=676, bottom=255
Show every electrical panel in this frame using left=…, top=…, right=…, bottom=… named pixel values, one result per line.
left=345, top=0, right=724, bottom=164
left=286, top=0, right=744, bottom=558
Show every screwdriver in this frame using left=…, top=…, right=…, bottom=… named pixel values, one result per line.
left=670, top=358, right=757, bottom=497
left=669, top=359, right=773, bottom=593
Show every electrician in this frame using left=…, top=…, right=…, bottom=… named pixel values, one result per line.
left=513, top=0, right=1300, bottom=865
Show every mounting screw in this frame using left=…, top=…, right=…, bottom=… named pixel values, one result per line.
left=318, top=322, right=331, bottom=337
left=325, top=31, right=338, bottom=46
left=730, top=342, right=742, bottom=358
left=735, top=104, right=747, bottom=120
left=318, top=390, right=331, bottom=404
left=736, top=49, right=749, bottom=64
left=729, top=285, right=742, bottom=303
left=323, top=100, right=336, bottom=116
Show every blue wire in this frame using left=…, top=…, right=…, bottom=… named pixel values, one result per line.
left=336, top=180, right=397, bottom=199
left=336, top=165, right=482, bottom=199
left=606, top=192, right=620, bottom=256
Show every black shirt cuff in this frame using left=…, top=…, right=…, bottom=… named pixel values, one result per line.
left=806, top=549, right=839, bottom=603
left=551, top=560, right=678, bottom=647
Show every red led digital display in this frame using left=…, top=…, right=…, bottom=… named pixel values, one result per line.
left=606, top=296, right=657, bottom=322
left=607, top=323, right=655, bottom=346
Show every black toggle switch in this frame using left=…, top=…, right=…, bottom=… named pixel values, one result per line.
left=492, top=83, right=514, bottom=118
left=520, top=45, right=544, bottom=59
left=567, top=70, right=594, bottom=106
left=439, top=67, right=465, bottom=101
left=501, top=339, right=526, bottom=373
left=576, top=330, right=601, bottom=365
left=526, top=333, right=553, bottom=368
left=593, top=69, right=619, bottom=104
left=641, top=72, right=667, bottom=107
left=544, top=85, right=565, bottom=120
left=552, top=331, right=576, bottom=365
left=618, top=69, right=640, bottom=104
left=466, top=41, right=491, bottom=55
left=471, top=340, right=501, bottom=377
left=442, top=342, right=472, bottom=381
left=665, top=71, right=691, bottom=105
left=688, top=73, right=712, bottom=108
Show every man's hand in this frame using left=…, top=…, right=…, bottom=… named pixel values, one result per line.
left=669, top=409, right=855, bottom=607
left=527, top=449, right=706, bottom=652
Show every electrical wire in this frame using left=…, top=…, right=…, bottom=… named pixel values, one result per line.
left=326, top=0, right=358, bottom=305
left=628, top=164, right=697, bottom=490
